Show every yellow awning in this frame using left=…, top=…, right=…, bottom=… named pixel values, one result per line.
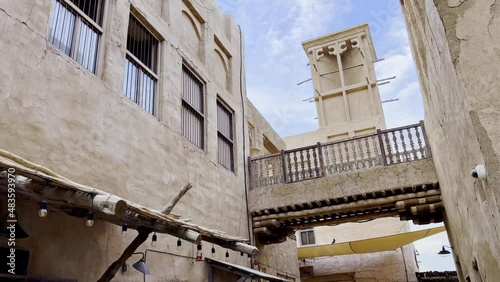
left=298, top=226, right=445, bottom=258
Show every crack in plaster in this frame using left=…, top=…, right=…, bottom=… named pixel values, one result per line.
left=0, top=4, right=48, bottom=68
left=0, top=5, right=45, bottom=40
left=487, top=0, right=498, bottom=40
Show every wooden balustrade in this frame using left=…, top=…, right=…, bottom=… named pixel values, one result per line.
left=249, top=122, right=431, bottom=189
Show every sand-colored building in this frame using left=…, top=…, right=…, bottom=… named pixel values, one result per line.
left=1, top=0, right=500, bottom=281
left=0, top=0, right=296, bottom=280
left=285, top=25, right=419, bottom=282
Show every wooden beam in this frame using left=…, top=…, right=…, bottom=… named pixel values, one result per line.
left=253, top=219, right=281, bottom=228
left=97, top=227, right=152, bottom=282
left=253, top=227, right=272, bottom=236
left=0, top=175, right=128, bottom=218
left=282, top=210, right=399, bottom=230
left=161, top=183, right=192, bottom=214
left=252, top=190, right=441, bottom=222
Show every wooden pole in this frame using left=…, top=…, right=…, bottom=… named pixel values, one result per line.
left=0, top=174, right=128, bottom=218
left=97, top=227, right=152, bottom=282
left=161, top=183, right=192, bottom=214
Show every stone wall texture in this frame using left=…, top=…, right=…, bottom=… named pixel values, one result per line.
left=401, top=0, right=500, bottom=281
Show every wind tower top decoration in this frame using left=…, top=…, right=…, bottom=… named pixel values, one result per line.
left=302, top=24, right=386, bottom=140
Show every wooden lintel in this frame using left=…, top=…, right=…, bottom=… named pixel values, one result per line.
left=252, top=190, right=441, bottom=222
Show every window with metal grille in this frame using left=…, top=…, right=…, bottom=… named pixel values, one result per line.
left=49, top=0, right=104, bottom=73
left=300, top=230, right=315, bottom=246
left=182, top=65, right=205, bottom=148
left=123, top=15, right=159, bottom=115
left=217, top=100, right=234, bottom=171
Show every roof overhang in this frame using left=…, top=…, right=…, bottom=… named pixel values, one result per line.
left=0, top=148, right=258, bottom=255
left=205, top=258, right=290, bottom=282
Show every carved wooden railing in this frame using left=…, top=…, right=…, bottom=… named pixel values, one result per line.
left=249, top=121, right=431, bottom=189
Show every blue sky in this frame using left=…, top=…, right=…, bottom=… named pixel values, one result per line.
left=215, top=0, right=454, bottom=272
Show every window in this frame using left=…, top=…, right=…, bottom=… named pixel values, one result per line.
left=182, top=65, right=205, bottom=148
left=217, top=100, right=234, bottom=171
left=49, top=0, right=104, bottom=73
left=300, top=229, right=315, bottom=246
left=123, top=14, right=159, bottom=115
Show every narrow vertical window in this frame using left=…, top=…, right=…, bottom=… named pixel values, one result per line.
left=49, top=0, right=104, bottom=73
left=123, top=15, right=159, bottom=115
left=217, top=100, right=234, bottom=171
left=182, top=65, right=205, bottom=148
left=300, top=230, right=315, bottom=246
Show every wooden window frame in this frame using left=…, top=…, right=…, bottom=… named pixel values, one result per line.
left=181, top=64, right=205, bottom=149
left=217, top=98, right=235, bottom=171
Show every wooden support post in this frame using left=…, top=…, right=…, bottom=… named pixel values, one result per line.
left=377, top=129, right=388, bottom=166
left=280, top=150, right=288, bottom=184
left=97, top=228, right=152, bottom=282
left=420, top=120, right=432, bottom=157
left=247, top=156, right=253, bottom=190
left=161, top=183, right=192, bottom=214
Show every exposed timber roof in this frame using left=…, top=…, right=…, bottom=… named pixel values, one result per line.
left=0, top=149, right=257, bottom=255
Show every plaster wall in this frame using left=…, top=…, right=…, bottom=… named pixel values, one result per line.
left=401, top=0, right=500, bottom=281
left=249, top=158, right=437, bottom=211
left=0, top=0, right=296, bottom=280
left=247, top=99, right=286, bottom=156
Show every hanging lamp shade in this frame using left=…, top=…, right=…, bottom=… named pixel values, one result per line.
left=0, top=213, right=29, bottom=239
left=132, top=259, right=151, bottom=275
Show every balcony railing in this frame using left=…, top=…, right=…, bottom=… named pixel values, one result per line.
left=248, top=121, right=431, bottom=189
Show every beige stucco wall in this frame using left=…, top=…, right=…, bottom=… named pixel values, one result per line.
left=401, top=0, right=500, bottom=281
left=249, top=158, right=437, bottom=211
left=299, top=219, right=418, bottom=282
left=247, top=99, right=286, bottom=156
left=245, top=100, right=299, bottom=279
left=0, top=0, right=297, bottom=280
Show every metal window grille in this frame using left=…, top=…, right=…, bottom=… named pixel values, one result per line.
left=182, top=65, right=205, bottom=149
left=49, top=0, right=103, bottom=73
left=300, top=230, right=315, bottom=246
left=217, top=100, right=234, bottom=171
left=123, top=15, right=159, bottom=115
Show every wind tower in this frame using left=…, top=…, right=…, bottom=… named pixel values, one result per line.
left=302, top=24, right=386, bottom=141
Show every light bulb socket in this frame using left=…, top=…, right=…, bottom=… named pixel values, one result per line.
left=122, top=224, right=128, bottom=233
left=152, top=233, right=157, bottom=242
left=225, top=250, right=229, bottom=258
left=177, top=238, right=182, bottom=248
left=39, top=200, right=48, bottom=217
left=240, top=252, right=244, bottom=256
left=86, top=210, right=94, bottom=227
left=197, top=243, right=202, bottom=251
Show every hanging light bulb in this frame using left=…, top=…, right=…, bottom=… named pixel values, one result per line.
left=211, top=244, right=216, bottom=257
left=121, top=224, right=128, bottom=237
left=151, top=233, right=158, bottom=247
left=38, top=200, right=48, bottom=218
left=177, top=238, right=182, bottom=251
left=85, top=211, right=94, bottom=227
left=225, top=249, right=229, bottom=261
left=240, top=252, right=244, bottom=257
left=196, top=243, right=203, bottom=261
